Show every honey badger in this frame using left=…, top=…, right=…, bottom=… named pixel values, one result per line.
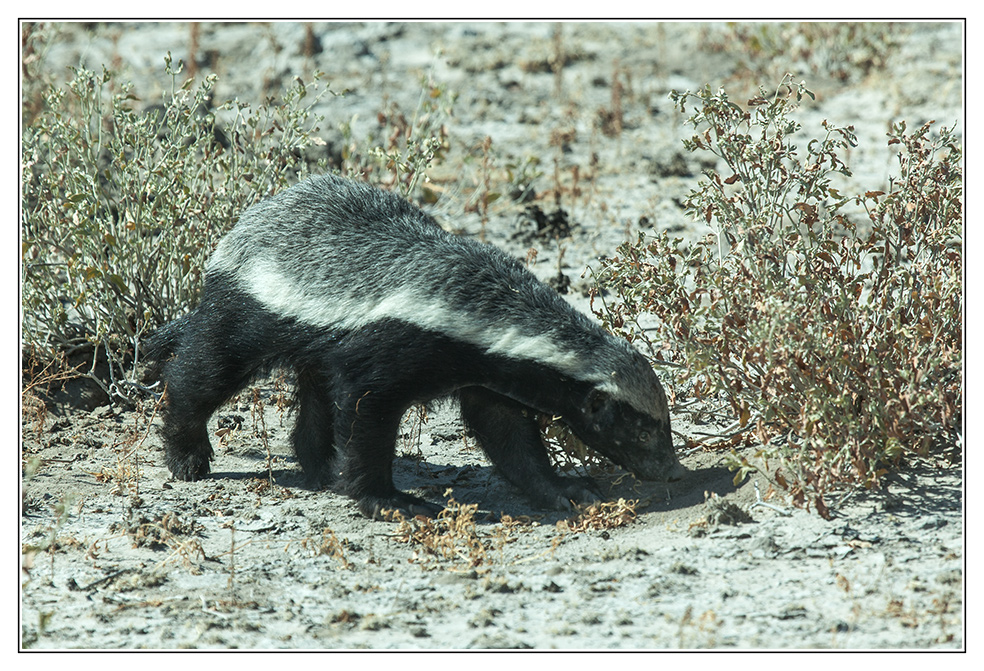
left=147, top=174, right=684, bottom=519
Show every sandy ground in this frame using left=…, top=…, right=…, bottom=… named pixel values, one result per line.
left=20, top=21, right=964, bottom=650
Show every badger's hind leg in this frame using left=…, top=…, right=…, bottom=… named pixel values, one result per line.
left=290, top=367, right=337, bottom=486
left=330, top=388, right=443, bottom=520
left=155, top=291, right=276, bottom=481
left=159, top=342, right=257, bottom=481
left=459, top=387, right=602, bottom=511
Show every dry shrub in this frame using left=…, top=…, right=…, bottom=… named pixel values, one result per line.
left=104, top=511, right=207, bottom=573
left=593, top=78, right=961, bottom=515
left=110, top=512, right=203, bottom=551
left=564, top=498, right=639, bottom=533
left=86, top=398, right=161, bottom=497
left=299, top=528, right=352, bottom=570
left=342, top=76, right=455, bottom=199
left=540, top=414, right=609, bottom=475
left=21, top=346, right=83, bottom=440
left=707, top=22, right=906, bottom=86
left=386, top=496, right=490, bottom=569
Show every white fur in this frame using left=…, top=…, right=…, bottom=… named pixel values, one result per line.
left=224, top=255, right=616, bottom=390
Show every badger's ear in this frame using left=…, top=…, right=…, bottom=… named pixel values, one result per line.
left=581, top=388, right=609, bottom=418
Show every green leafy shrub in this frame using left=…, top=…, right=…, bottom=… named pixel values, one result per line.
left=21, top=55, right=329, bottom=399
left=592, top=78, right=961, bottom=514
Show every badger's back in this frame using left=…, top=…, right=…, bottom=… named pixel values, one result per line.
left=207, top=175, right=660, bottom=414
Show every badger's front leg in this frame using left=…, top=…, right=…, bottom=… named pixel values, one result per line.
left=331, top=388, right=443, bottom=520
left=459, top=387, right=602, bottom=511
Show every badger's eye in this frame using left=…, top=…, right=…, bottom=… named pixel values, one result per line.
left=638, top=431, right=651, bottom=443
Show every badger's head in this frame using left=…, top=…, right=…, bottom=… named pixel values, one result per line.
left=568, top=348, right=685, bottom=483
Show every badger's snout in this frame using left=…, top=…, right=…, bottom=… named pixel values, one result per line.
left=665, top=459, right=688, bottom=482
left=628, top=443, right=686, bottom=483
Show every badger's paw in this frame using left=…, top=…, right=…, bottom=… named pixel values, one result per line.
left=357, top=491, right=444, bottom=521
left=165, top=449, right=213, bottom=482
left=533, top=476, right=604, bottom=511
left=562, top=476, right=605, bottom=507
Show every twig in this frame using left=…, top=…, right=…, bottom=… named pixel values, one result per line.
left=79, top=568, right=130, bottom=591
left=670, top=398, right=703, bottom=415
left=200, top=596, right=232, bottom=619
left=690, top=417, right=743, bottom=438
left=682, top=445, right=705, bottom=458
left=748, top=481, right=790, bottom=517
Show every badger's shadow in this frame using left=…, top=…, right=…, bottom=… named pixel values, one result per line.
left=209, top=454, right=736, bottom=524
left=607, top=462, right=740, bottom=515
left=389, top=455, right=740, bottom=523
left=207, top=466, right=308, bottom=487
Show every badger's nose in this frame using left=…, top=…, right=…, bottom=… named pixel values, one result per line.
left=666, top=460, right=688, bottom=482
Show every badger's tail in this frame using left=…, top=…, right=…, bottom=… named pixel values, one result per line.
left=141, top=315, right=190, bottom=380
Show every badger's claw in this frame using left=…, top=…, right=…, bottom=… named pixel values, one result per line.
left=536, top=476, right=604, bottom=511
left=166, top=450, right=213, bottom=482
left=357, top=492, right=444, bottom=521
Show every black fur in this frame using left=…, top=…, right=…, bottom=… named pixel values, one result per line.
left=146, top=175, right=683, bottom=519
